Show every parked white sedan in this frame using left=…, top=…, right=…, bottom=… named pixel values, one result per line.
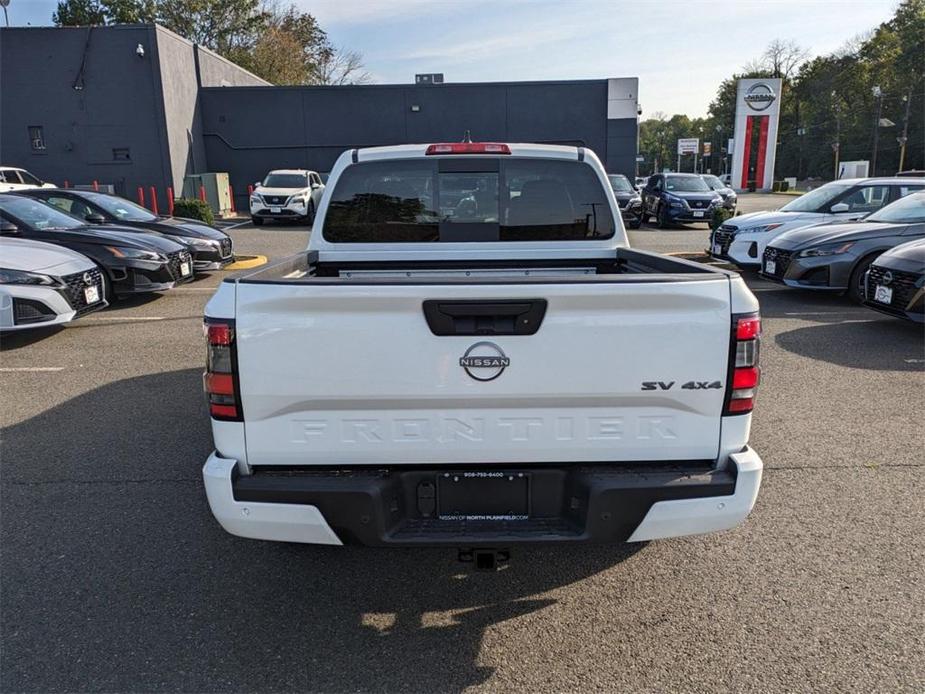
left=0, top=167, right=55, bottom=192
left=0, top=236, right=107, bottom=330
left=249, top=169, right=325, bottom=225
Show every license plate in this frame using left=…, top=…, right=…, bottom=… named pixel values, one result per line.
left=84, top=284, right=100, bottom=304
left=693, top=210, right=705, bottom=218
left=270, top=206, right=282, bottom=213
left=765, top=260, right=776, bottom=275
left=438, top=472, right=529, bottom=520
left=712, top=243, right=722, bottom=255
left=874, top=285, right=893, bottom=304
left=180, top=261, right=191, bottom=277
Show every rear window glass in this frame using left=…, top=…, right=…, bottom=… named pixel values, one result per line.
left=322, top=158, right=614, bottom=243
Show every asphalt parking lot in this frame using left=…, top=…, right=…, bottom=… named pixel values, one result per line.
left=2, top=194, right=923, bottom=692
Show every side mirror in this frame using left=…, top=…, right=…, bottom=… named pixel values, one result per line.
left=254, top=181, right=262, bottom=189
left=831, top=202, right=850, bottom=213
left=85, top=212, right=106, bottom=224
left=0, top=220, right=19, bottom=235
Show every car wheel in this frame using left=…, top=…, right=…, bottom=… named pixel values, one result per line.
left=847, top=253, right=879, bottom=303
left=251, top=216, right=264, bottom=226
left=628, top=216, right=642, bottom=230
left=306, top=201, right=315, bottom=224
left=657, top=204, right=670, bottom=229
left=638, top=209, right=648, bottom=225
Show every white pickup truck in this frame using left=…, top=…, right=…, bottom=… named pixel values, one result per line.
left=203, top=142, right=764, bottom=556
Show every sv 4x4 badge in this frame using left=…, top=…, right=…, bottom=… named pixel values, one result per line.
left=641, top=381, right=723, bottom=391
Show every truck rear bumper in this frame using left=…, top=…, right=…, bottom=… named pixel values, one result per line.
left=202, top=449, right=762, bottom=547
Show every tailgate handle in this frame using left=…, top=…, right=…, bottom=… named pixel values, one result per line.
left=423, top=299, right=547, bottom=336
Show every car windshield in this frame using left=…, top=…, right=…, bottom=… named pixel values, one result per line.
left=779, top=183, right=851, bottom=212
left=0, top=196, right=85, bottom=230
left=665, top=176, right=710, bottom=192
left=608, top=175, right=634, bottom=193
left=263, top=173, right=308, bottom=188
left=81, top=192, right=157, bottom=222
left=323, top=158, right=614, bottom=242
left=702, top=175, right=723, bottom=189
left=865, top=192, right=925, bottom=223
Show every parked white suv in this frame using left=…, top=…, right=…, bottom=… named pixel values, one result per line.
left=203, top=142, right=764, bottom=556
left=0, top=167, right=55, bottom=192
left=249, top=169, right=325, bottom=225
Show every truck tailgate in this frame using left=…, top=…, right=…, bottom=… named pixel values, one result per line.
left=234, top=278, right=732, bottom=465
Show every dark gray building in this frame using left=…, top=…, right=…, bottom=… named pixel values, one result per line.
left=0, top=25, right=638, bottom=210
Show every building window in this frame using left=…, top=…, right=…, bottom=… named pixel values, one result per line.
left=112, top=148, right=131, bottom=161
left=28, top=126, right=46, bottom=151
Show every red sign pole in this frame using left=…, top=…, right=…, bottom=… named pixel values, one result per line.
left=149, top=186, right=159, bottom=216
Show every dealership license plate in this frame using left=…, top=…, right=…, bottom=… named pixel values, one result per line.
left=712, top=243, right=722, bottom=255
left=84, top=285, right=100, bottom=304
left=180, top=261, right=191, bottom=277
left=270, top=206, right=282, bottom=213
left=874, top=285, right=893, bottom=304
left=437, top=471, right=529, bottom=520
left=765, top=260, right=776, bottom=275
left=693, top=210, right=705, bottom=218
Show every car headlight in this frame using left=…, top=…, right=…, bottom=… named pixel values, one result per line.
left=249, top=195, right=261, bottom=204
left=0, top=268, right=61, bottom=286
left=666, top=195, right=684, bottom=208
left=741, top=223, right=783, bottom=234
left=629, top=197, right=642, bottom=207
left=179, top=237, right=217, bottom=248
left=104, top=246, right=165, bottom=261
left=797, top=241, right=856, bottom=258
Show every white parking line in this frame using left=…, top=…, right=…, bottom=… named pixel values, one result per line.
left=905, top=359, right=925, bottom=364
left=83, top=316, right=166, bottom=321
left=783, top=311, right=868, bottom=316
left=171, top=287, right=217, bottom=292
left=0, top=367, right=65, bottom=372
left=221, top=221, right=251, bottom=230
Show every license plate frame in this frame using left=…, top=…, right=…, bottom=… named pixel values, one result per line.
left=765, top=260, right=776, bottom=275
left=874, top=284, right=893, bottom=304
left=180, top=261, right=191, bottom=277
left=437, top=471, right=529, bottom=521
left=84, top=284, right=100, bottom=304
left=712, top=242, right=722, bottom=255
left=270, top=206, right=282, bottom=213
left=693, top=210, right=705, bottom=218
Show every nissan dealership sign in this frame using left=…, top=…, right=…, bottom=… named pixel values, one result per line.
left=743, top=82, right=777, bottom=112
left=731, top=78, right=783, bottom=192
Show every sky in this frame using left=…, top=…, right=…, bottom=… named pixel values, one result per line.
left=8, top=0, right=898, bottom=117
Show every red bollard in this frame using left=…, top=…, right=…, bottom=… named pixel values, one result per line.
left=63, top=180, right=70, bottom=188
left=167, top=187, right=174, bottom=216
left=247, top=184, right=254, bottom=196
left=137, top=187, right=145, bottom=207
left=93, top=180, right=99, bottom=191
left=199, top=185, right=206, bottom=202
left=228, top=184, right=236, bottom=213
left=149, top=186, right=159, bottom=216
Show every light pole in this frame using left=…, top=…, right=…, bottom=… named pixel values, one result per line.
left=832, top=91, right=841, bottom=180
left=898, top=92, right=912, bottom=173
left=871, top=86, right=883, bottom=176
left=715, top=125, right=724, bottom=174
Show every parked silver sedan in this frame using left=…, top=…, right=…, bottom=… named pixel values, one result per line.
left=760, top=191, right=925, bottom=301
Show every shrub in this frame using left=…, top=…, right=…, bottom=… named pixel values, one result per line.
left=711, top=206, right=733, bottom=231
left=172, top=198, right=214, bottom=225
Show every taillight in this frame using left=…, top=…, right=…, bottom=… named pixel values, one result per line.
left=725, top=313, right=761, bottom=415
left=204, top=318, right=242, bottom=421
left=425, top=142, right=512, bottom=155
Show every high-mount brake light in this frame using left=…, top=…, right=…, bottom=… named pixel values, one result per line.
left=725, top=313, right=761, bottom=415
left=425, top=143, right=512, bottom=155
left=204, top=318, right=242, bottom=421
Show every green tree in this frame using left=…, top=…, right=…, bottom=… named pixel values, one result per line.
left=53, top=0, right=106, bottom=25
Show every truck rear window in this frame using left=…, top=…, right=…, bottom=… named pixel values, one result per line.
left=322, top=158, right=615, bottom=243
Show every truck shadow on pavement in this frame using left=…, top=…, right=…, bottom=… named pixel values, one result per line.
left=1, top=368, right=642, bottom=693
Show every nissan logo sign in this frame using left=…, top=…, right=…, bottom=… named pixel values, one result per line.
left=744, top=83, right=776, bottom=112
left=459, top=342, right=510, bottom=381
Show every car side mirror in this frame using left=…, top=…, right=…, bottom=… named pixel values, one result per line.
left=254, top=181, right=262, bottom=189
left=831, top=202, right=850, bottom=213
left=85, top=212, right=106, bottom=224
left=0, top=220, right=19, bottom=235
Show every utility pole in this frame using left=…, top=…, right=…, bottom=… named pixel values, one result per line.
left=871, top=86, right=883, bottom=176
left=832, top=92, right=841, bottom=179
left=0, top=0, right=10, bottom=28
left=898, top=92, right=912, bottom=173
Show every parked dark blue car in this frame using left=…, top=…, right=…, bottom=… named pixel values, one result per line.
left=641, top=173, right=723, bottom=228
